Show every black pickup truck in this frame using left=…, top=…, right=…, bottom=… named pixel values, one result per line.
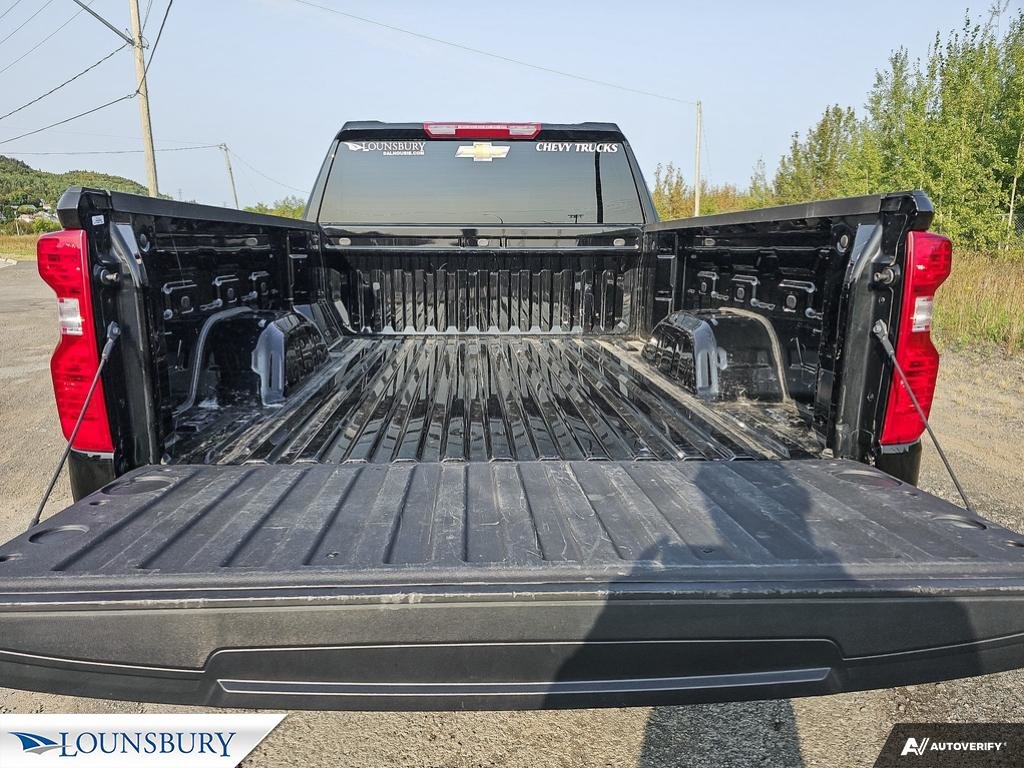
left=2, top=121, right=1023, bottom=710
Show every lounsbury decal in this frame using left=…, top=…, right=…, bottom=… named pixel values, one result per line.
left=0, top=714, right=285, bottom=768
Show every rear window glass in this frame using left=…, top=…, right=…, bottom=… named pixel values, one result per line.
left=317, top=139, right=643, bottom=225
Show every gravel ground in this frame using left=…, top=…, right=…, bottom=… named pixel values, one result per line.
left=1, top=260, right=1022, bottom=767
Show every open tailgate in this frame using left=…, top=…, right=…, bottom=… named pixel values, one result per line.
left=2, top=459, right=1024, bottom=710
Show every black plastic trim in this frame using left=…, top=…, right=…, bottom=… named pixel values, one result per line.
left=1, top=592, right=1024, bottom=710
left=647, top=191, right=932, bottom=233
left=57, top=187, right=319, bottom=231
left=877, top=441, right=923, bottom=485
left=67, top=452, right=115, bottom=501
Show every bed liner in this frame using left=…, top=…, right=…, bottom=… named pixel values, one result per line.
left=3, top=458, right=1023, bottom=586
left=169, top=336, right=819, bottom=465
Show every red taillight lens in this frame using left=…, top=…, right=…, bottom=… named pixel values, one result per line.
left=37, top=230, right=113, bottom=453
left=423, top=122, right=541, bottom=139
left=879, top=231, right=953, bottom=445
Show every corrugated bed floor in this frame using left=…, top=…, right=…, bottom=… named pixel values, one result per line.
left=171, top=336, right=814, bottom=465
left=3, top=459, right=1023, bottom=580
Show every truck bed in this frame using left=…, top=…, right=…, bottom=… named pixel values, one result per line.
left=169, top=336, right=818, bottom=465
left=9, top=186, right=1024, bottom=711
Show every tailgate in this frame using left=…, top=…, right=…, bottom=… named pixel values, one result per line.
left=2, top=459, right=1024, bottom=710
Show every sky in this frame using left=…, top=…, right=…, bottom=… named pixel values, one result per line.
left=1, top=0, right=1018, bottom=208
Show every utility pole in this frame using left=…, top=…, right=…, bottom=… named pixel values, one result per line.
left=8, top=206, right=22, bottom=236
left=219, top=144, right=240, bottom=208
left=128, top=0, right=158, bottom=196
left=693, top=100, right=703, bottom=217
left=72, top=0, right=158, bottom=196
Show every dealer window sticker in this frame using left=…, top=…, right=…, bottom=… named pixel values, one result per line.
left=342, top=141, right=425, bottom=156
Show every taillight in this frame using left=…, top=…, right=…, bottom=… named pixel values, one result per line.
left=37, top=230, right=113, bottom=453
left=879, top=230, right=953, bottom=445
left=423, top=122, right=541, bottom=139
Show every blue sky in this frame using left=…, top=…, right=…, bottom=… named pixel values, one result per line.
left=1, top=0, right=1016, bottom=207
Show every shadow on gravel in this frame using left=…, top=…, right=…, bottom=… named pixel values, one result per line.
left=638, top=701, right=803, bottom=768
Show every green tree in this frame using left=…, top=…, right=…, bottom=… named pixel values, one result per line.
left=925, top=14, right=1007, bottom=244
left=651, top=163, right=690, bottom=220
left=748, top=159, right=775, bottom=208
left=773, top=105, right=859, bottom=204
left=244, top=195, right=306, bottom=219
left=996, top=11, right=1024, bottom=245
left=30, top=218, right=60, bottom=234
left=0, top=155, right=148, bottom=211
left=650, top=162, right=773, bottom=220
left=761, top=7, right=1024, bottom=250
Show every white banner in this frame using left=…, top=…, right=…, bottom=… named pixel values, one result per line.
left=0, top=714, right=285, bottom=768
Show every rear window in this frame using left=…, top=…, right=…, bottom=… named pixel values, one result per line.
left=317, top=139, right=644, bottom=225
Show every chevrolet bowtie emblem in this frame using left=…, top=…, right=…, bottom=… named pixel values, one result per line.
left=455, top=142, right=510, bottom=162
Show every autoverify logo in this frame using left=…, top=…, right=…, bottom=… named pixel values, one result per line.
left=900, top=735, right=1007, bottom=757
left=0, top=715, right=284, bottom=768
left=876, top=724, right=1022, bottom=766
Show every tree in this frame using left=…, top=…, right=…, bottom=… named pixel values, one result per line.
left=773, top=105, right=859, bottom=204
left=0, top=155, right=148, bottom=211
left=650, top=162, right=770, bottom=220
left=651, top=163, right=691, bottom=220
left=30, top=218, right=60, bottom=234
left=244, top=196, right=305, bottom=219
left=748, top=159, right=775, bottom=208
left=754, top=7, right=1024, bottom=251
left=996, top=11, right=1024, bottom=245
left=922, top=13, right=1007, bottom=245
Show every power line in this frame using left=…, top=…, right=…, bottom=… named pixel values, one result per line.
left=0, top=2, right=89, bottom=78
left=0, top=0, right=26, bottom=22
left=0, top=125, right=212, bottom=144
left=0, top=0, right=58, bottom=48
left=4, top=144, right=218, bottom=155
left=0, top=45, right=128, bottom=123
left=285, top=0, right=697, bottom=106
left=0, top=1, right=176, bottom=188
left=0, top=94, right=135, bottom=145
left=6, top=142, right=302, bottom=203
left=228, top=148, right=306, bottom=193
left=141, top=0, right=153, bottom=29
left=140, top=0, right=173, bottom=83
left=4, top=140, right=301, bottom=201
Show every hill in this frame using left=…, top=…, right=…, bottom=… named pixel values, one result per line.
left=0, top=155, right=149, bottom=211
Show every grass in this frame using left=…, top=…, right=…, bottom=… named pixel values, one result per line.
left=0, top=233, right=39, bottom=261
left=933, top=250, right=1024, bottom=355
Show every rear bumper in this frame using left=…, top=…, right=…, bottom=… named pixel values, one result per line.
left=3, top=584, right=1024, bottom=710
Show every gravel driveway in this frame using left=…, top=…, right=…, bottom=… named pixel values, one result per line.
left=1, top=261, right=1022, bottom=767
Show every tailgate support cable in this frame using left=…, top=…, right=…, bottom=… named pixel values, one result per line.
left=29, top=322, right=121, bottom=531
left=872, top=320, right=973, bottom=512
